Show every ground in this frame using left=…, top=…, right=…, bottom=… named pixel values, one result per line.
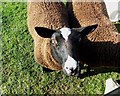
left=1, top=2, right=120, bottom=94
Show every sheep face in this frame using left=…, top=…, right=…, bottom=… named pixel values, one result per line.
left=35, top=24, right=98, bottom=76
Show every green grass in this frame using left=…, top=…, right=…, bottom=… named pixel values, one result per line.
left=1, top=2, right=120, bottom=94
left=115, top=24, right=120, bottom=33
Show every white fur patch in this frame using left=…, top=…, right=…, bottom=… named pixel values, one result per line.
left=60, top=27, right=71, bottom=41
left=64, top=55, right=77, bottom=75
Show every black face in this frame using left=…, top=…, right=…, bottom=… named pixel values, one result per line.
left=50, top=32, right=68, bottom=66
left=35, top=24, right=98, bottom=76
left=50, top=30, right=82, bottom=76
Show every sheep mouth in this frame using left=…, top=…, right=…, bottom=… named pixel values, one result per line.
left=63, top=64, right=81, bottom=77
left=71, top=66, right=81, bottom=77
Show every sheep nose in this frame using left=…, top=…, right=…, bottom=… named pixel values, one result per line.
left=70, top=68, right=74, bottom=73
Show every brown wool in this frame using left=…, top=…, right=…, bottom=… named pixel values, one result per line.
left=27, top=1, right=69, bottom=70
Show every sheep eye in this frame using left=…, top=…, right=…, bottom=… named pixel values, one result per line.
left=60, top=34, right=63, bottom=38
left=51, top=39, right=58, bottom=47
left=66, top=67, right=68, bottom=69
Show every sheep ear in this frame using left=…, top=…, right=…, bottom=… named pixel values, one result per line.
left=72, top=24, right=98, bottom=37
left=35, top=27, right=55, bottom=38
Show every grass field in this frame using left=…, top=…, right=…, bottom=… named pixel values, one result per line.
left=1, top=2, right=120, bottom=94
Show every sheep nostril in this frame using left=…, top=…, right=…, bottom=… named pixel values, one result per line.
left=70, top=68, right=74, bottom=73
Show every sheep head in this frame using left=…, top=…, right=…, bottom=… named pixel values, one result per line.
left=35, top=24, right=98, bottom=76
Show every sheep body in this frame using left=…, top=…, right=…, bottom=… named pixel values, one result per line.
left=27, top=0, right=69, bottom=70
left=67, top=0, right=120, bottom=67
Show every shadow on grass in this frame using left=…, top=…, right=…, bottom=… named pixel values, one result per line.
left=41, top=65, right=120, bottom=79
left=116, top=80, right=120, bottom=85
left=42, top=67, right=54, bottom=72
left=79, top=67, right=120, bottom=79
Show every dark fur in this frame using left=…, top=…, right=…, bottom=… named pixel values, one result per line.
left=67, top=0, right=120, bottom=68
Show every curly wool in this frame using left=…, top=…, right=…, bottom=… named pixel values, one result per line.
left=27, top=1, right=69, bottom=70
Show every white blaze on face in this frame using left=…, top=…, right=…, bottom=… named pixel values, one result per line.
left=60, top=27, right=71, bottom=41
left=64, top=55, right=77, bottom=75
left=60, top=27, right=77, bottom=75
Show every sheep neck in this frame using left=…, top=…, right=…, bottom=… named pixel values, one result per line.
left=78, top=38, right=120, bottom=68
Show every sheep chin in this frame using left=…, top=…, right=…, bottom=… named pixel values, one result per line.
left=63, top=55, right=78, bottom=76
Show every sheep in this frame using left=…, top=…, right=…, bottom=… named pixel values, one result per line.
left=27, top=0, right=69, bottom=70
left=104, top=78, right=120, bottom=95
left=27, top=0, right=99, bottom=76
left=66, top=0, right=120, bottom=68
left=34, top=23, right=98, bottom=76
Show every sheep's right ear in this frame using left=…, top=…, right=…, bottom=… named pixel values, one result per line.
left=72, top=24, right=98, bottom=37
left=35, top=27, right=55, bottom=38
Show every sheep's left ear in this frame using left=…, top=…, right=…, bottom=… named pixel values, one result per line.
left=72, top=24, right=98, bottom=37
left=35, top=27, right=55, bottom=38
